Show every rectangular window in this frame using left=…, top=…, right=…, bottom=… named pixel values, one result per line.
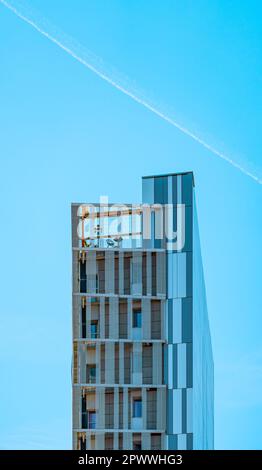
left=133, top=399, right=142, bottom=418
left=80, top=261, right=87, bottom=293
left=86, top=364, right=96, bottom=384
left=151, top=433, right=161, bottom=450
left=90, top=321, right=98, bottom=339
left=96, top=274, right=99, bottom=293
left=81, top=396, right=87, bottom=429
left=90, top=435, right=95, bottom=450
left=82, top=306, right=86, bottom=338
left=97, top=255, right=105, bottom=293
left=151, top=252, right=156, bottom=296
left=133, top=310, right=142, bottom=328
left=133, top=433, right=142, bottom=450
left=133, top=441, right=142, bottom=450
left=80, top=438, right=86, bottom=450
left=88, top=411, right=96, bottom=429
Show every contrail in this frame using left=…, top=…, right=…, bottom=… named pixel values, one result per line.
left=1, top=0, right=261, bottom=185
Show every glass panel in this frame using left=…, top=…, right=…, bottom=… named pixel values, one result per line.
left=133, top=311, right=142, bottom=328
left=87, top=365, right=96, bottom=383
left=81, top=412, right=87, bottom=429
left=133, top=399, right=142, bottom=418
left=90, top=321, right=98, bottom=338
left=88, top=411, right=96, bottom=429
left=133, top=441, right=142, bottom=450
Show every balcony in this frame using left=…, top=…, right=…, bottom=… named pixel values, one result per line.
left=77, top=204, right=143, bottom=250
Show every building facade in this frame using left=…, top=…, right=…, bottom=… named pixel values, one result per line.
left=71, top=172, right=214, bottom=450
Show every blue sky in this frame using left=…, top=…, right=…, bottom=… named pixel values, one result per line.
left=0, top=0, right=261, bottom=449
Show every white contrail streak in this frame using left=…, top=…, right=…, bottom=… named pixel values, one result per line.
left=1, top=0, right=261, bottom=184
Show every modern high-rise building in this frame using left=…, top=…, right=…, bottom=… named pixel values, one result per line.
left=71, top=172, right=214, bottom=450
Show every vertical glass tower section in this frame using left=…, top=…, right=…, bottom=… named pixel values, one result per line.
left=142, top=172, right=214, bottom=449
